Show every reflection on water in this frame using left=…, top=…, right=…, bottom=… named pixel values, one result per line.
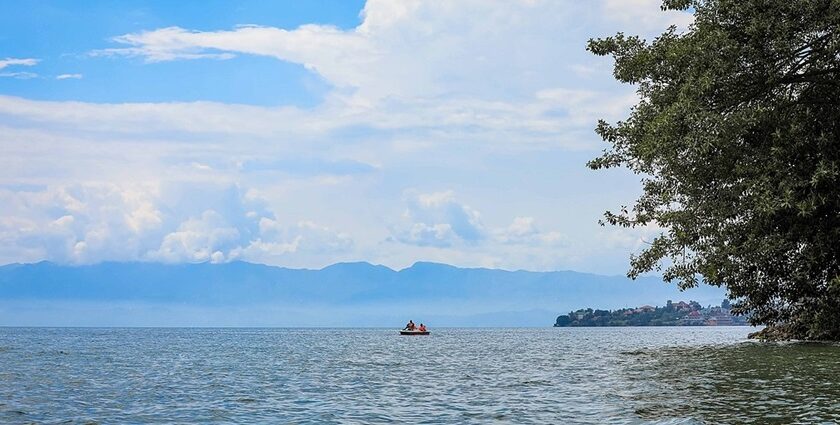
left=625, top=342, right=840, bottom=424
left=0, top=327, right=837, bottom=424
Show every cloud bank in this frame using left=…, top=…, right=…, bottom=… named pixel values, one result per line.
left=0, top=183, right=352, bottom=267
left=0, top=0, right=691, bottom=272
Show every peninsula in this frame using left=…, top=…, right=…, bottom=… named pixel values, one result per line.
left=554, top=300, right=748, bottom=327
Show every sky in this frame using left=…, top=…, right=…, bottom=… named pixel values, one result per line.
left=0, top=0, right=694, bottom=274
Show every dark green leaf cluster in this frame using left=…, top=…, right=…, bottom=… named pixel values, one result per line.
left=588, top=0, right=840, bottom=339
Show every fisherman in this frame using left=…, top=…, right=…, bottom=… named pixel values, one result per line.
left=404, top=320, right=416, bottom=331
left=418, top=323, right=427, bottom=332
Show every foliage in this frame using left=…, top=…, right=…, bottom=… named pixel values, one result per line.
left=587, top=0, right=840, bottom=340
left=553, top=300, right=743, bottom=327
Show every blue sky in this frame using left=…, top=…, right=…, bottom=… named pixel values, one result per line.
left=0, top=0, right=364, bottom=105
left=0, top=0, right=694, bottom=273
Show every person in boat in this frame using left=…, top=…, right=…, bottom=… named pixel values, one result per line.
left=404, top=320, right=416, bottom=331
left=418, top=323, right=427, bottom=332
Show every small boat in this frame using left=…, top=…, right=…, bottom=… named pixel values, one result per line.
left=399, top=329, right=430, bottom=335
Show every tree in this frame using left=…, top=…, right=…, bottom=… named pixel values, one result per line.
left=555, top=316, right=570, bottom=327
left=587, top=0, right=840, bottom=340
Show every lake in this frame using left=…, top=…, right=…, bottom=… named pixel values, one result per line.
left=1, top=327, right=838, bottom=423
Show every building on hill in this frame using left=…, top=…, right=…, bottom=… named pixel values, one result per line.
left=554, top=300, right=749, bottom=327
left=683, top=310, right=705, bottom=325
left=707, top=307, right=734, bottom=325
left=674, top=301, right=691, bottom=311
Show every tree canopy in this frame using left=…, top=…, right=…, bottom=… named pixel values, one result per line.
left=587, top=0, right=840, bottom=340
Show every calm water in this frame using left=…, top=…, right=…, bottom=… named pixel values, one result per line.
left=1, top=327, right=839, bottom=424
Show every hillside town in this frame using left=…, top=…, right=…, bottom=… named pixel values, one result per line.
left=554, top=300, right=749, bottom=327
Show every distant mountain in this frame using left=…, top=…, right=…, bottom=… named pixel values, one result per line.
left=0, top=261, right=725, bottom=327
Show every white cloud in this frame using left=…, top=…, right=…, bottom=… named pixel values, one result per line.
left=0, top=182, right=354, bottom=267
left=0, top=183, right=162, bottom=263
left=239, top=219, right=354, bottom=263
left=96, top=7, right=535, bottom=101
left=376, top=190, right=586, bottom=271
left=94, top=26, right=238, bottom=62
left=391, top=191, right=568, bottom=250
left=0, top=0, right=688, bottom=272
left=597, top=222, right=664, bottom=251
left=0, top=58, right=38, bottom=70
left=602, top=0, right=694, bottom=33
left=0, top=58, right=39, bottom=79
left=0, top=1, right=668, bottom=152
left=94, top=1, right=690, bottom=101
left=148, top=210, right=242, bottom=263
left=56, top=73, right=83, bottom=80
left=392, top=190, right=484, bottom=247
left=0, top=179, right=605, bottom=272
left=0, top=72, right=37, bottom=79
left=0, top=95, right=307, bottom=137
left=496, top=216, right=567, bottom=247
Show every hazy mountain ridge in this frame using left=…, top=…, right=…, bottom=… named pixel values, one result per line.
left=0, top=261, right=725, bottom=326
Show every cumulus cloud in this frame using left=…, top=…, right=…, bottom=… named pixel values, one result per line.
left=0, top=1, right=691, bottom=272
left=391, top=190, right=568, bottom=250
left=0, top=182, right=354, bottom=266
left=0, top=0, right=676, bottom=152
left=148, top=210, right=242, bottom=263
left=94, top=1, right=690, bottom=100
left=0, top=183, right=162, bottom=263
left=495, top=216, right=567, bottom=247
left=379, top=190, right=577, bottom=271
left=392, top=190, right=484, bottom=247
left=239, top=219, right=354, bottom=264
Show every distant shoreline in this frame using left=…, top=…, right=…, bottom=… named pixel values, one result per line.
left=554, top=300, right=749, bottom=327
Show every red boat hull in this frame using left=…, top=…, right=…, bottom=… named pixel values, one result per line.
left=399, top=330, right=430, bottom=335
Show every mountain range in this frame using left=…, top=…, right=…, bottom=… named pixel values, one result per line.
left=0, top=261, right=726, bottom=327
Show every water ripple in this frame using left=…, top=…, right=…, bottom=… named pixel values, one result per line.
left=0, top=327, right=838, bottom=423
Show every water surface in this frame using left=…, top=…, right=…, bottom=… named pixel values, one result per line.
left=1, top=327, right=838, bottom=424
